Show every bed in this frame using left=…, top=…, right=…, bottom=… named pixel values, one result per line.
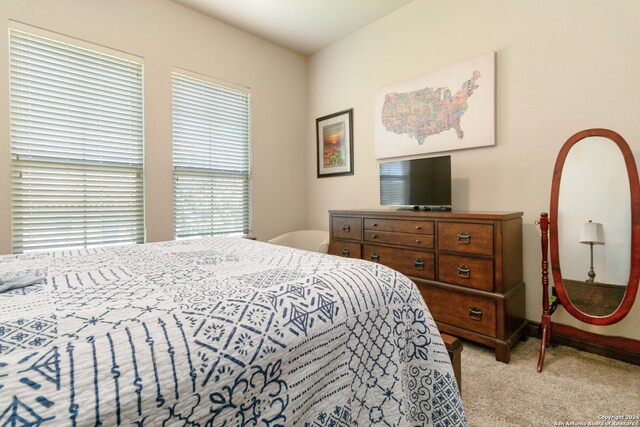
left=0, top=237, right=466, bottom=426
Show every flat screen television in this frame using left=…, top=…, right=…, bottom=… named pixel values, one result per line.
left=379, top=155, right=452, bottom=210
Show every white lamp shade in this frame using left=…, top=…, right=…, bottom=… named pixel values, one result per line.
left=579, top=221, right=604, bottom=244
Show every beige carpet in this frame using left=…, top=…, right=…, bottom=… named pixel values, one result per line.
left=460, top=338, right=640, bottom=426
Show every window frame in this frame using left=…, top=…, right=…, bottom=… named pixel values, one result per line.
left=8, top=24, right=145, bottom=253
left=171, top=69, right=253, bottom=239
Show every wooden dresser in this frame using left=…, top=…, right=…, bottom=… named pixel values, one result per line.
left=328, top=209, right=527, bottom=363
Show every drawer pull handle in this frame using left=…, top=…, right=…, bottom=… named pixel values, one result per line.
left=416, top=225, right=422, bottom=230
left=342, top=248, right=350, bottom=257
left=415, top=239, right=421, bottom=244
left=371, top=222, right=378, bottom=227
left=342, top=224, right=351, bottom=232
left=371, top=234, right=378, bottom=239
left=371, top=252, right=380, bottom=262
left=414, top=258, right=425, bottom=270
left=457, top=232, right=471, bottom=244
left=457, top=265, right=471, bottom=278
left=468, top=307, right=483, bottom=321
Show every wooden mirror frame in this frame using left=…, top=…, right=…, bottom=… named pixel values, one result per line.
left=550, top=128, right=640, bottom=325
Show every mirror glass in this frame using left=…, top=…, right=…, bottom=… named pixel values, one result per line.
left=557, top=136, right=631, bottom=317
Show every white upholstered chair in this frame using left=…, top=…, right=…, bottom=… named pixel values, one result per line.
left=267, top=230, right=330, bottom=254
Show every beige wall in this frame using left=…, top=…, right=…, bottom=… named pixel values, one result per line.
left=0, top=0, right=308, bottom=253
left=306, top=0, right=640, bottom=338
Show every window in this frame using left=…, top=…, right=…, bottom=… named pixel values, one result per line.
left=172, top=73, right=251, bottom=238
left=9, top=29, right=144, bottom=253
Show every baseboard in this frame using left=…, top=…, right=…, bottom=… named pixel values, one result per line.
left=528, top=321, right=640, bottom=366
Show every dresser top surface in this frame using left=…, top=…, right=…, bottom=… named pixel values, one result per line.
left=329, top=209, right=523, bottom=221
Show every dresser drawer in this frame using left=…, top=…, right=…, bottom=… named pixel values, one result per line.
left=332, top=216, right=363, bottom=240
left=363, top=244, right=434, bottom=280
left=419, top=285, right=497, bottom=338
left=328, top=240, right=361, bottom=258
left=438, top=254, right=494, bottom=291
left=364, top=230, right=435, bottom=249
left=364, top=218, right=434, bottom=235
left=438, top=222, right=493, bottom=256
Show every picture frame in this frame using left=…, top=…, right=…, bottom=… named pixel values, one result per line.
left=316, top=108, right=354, bottom=178
left=375, top=51, right=495, bottom=159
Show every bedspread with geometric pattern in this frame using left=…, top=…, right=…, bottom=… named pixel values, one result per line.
left=0, top=237, right=466, bottom=426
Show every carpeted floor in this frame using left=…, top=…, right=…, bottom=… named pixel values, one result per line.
left=460, top=338, right=640, bottom=426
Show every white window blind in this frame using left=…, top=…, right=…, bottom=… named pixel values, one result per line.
left=172, top=73, right=251, bottom=238
left=9, top=30, right=144, bottom=253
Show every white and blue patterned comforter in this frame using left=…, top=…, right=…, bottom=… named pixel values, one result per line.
left=0, top=237, right=466, bottom=426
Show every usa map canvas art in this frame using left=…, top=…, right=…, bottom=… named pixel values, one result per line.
left=375, top=52, right=495, bottom=159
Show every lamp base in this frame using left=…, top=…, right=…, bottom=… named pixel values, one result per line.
left=586, top=242, right=596, bottom=283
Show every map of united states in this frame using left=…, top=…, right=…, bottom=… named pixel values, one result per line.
left=381, top=70, right=481, bottom=144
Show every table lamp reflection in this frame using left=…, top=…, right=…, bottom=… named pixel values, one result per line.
left=579, top=220, right=604, bottom=283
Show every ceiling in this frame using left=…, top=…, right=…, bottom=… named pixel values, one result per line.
left=170, top=0, right=415, bottom=56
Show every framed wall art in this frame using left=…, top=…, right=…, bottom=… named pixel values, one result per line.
left=316, top=109, right=354, bottom=178
left=375, top=51, right=495, bottom=159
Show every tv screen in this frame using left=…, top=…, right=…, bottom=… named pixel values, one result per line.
left=380, top=156, right=452, bottom=207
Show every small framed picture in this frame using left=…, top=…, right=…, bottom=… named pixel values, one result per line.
left=316, top=109, right=354, bottom=178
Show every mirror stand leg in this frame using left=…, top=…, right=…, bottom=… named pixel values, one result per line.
left=537, top=212, right=551, bottom=372
left=537, top=314, right=551, bottom=372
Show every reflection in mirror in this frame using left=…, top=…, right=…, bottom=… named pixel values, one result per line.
left=557, top=136, right=630, bottom=317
